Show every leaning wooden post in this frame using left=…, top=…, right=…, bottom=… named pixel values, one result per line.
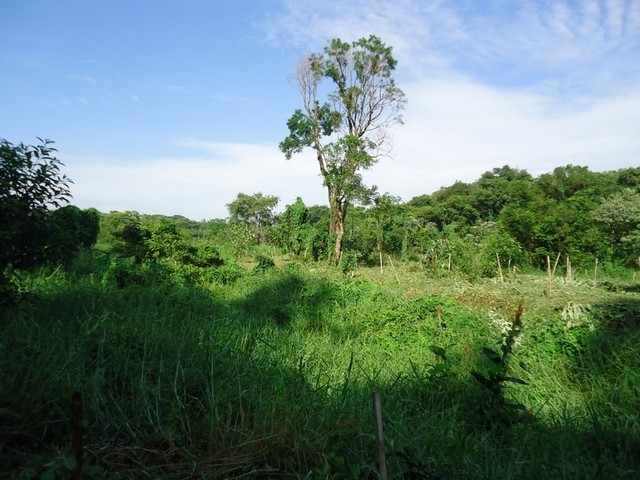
left=594, top=258, right=599, bottom=287
left=387, top=255, right=402, bottom=286
left=496, top=252, right=504, bottom=283
left=552, top=252, right=561, bottom=277
left=372, top=391, right=387, bottom=480
left=71, top=391, right=83, bottom=479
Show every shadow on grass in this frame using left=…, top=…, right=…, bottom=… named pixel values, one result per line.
left=563, top=296, right=640, bottom=474
left=0, top=271, right=365, bottom=478
left=237, top=270, right=341, bottom=328
left=1, top=268, right=639, bottom=479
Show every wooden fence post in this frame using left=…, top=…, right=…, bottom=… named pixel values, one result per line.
left=372, top=391, right=387, bottom=480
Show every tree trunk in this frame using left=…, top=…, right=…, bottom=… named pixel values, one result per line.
left=334, top=216, right=345, bottom=262
left=328, top=186, right=346, bottom=262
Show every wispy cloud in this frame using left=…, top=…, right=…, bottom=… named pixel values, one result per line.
left=264, top=0, right=640, bottom=92
left=65, top=142, right=325, bottom=219
left=209, top=93, right=253, bottom=103
left=67, top=74, right=99, bottom=84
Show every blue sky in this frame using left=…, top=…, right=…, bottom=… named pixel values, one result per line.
left=2, top=0, right=639, bottom=220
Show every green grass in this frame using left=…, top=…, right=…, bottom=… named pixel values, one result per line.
left=1, top=258, right=639, bottom=478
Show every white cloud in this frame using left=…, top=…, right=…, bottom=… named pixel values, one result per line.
left=208, top=93, right=253, bottom=103
left=65, top=143, right=326, bottom=220
left=365, top=74, right=640, bottom=201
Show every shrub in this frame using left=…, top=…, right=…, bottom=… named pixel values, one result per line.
left=206, top=263, right=246, bottom=285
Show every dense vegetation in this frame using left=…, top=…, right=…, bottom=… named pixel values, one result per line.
left=1, top=139, right=639, bottom=478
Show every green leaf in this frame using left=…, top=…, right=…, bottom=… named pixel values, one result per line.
left=63, top=454, right=78, bottom=470
left=428, top=364, right=448, bottom=376
left=40, top=469, right=56, bottom=480
left=482, top=347, right=502, bottom=365
left=502, top=376, right=529, bottom=385
left=471, top=371, right=494, bottom=390
left=429, top=345, right=447, bottom=361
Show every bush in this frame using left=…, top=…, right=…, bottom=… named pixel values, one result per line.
left=1, top=138, right=73, bottom=279
left=205, top=263, right=246, bottom=285
left=253, top=254, right=276, bottom=273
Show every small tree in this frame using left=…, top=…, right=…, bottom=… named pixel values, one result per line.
left=1, top=139, right=73, bottom=284
left=226, top=192, right=279, bottom=245
left=103, top=211, right=148, bottom=262
left=368, top=193, right=402, bottom=265
left=593, top=188, right=640, bottom=263
left=274, top=197, right=312, bottom=257
left=280, top=35, right=406, bottom=261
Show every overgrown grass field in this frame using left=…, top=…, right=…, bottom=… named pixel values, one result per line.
left=1, top=255, right=639, bottom=478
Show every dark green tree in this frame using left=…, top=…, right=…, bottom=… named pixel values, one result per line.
left=46, top=206, right=99, bottom=265
left=103, top=211, right=148, bottom=262
left=274, top=197, right=312, bottom=257
left=1, top=139, right=73, bottom=286
left=368, top=193, right=402, bottom=263
left=280, top=35, right=406, bottom=261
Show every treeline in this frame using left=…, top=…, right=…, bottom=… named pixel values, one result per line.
left=97, top=164, right=640, bottom=279
left=3, top=136, right=639, bottom=292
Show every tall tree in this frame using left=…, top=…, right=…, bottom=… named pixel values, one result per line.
left=280, top=35, right=406, bottom=261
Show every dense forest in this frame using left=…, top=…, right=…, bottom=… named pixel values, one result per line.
left=2, top=139, right=639, bottom=478
left=94, top=163, right=640, bottom=281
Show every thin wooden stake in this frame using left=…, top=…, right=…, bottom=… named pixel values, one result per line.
left=496, top=252, right=504, bottom=283
left=379, top=250, right=384, bottom=274
left=71, top=391, right=83, bottom=479
left=448, top=253, right=452, bottom=271
left=566, top=255, right=572, bottom=280
left=372, top=391, right=387, bottom=480
left=552, top=252, right=561, bottom=277
left=547, top=255, right=552, bottom=283
left=387, top=255, right=401, bottom=286
left=594, top=258, right=599, bottom=287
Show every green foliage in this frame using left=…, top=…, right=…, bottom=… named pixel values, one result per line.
left=226, top=192, right=279, bottom=245
left=103, top=211, right=147, bottom=261
left=253, top=253, right=276, bottom=273
left=195, top=244, right=224, bottom=267
left=273, top=197, right=312, bottom=257
left=1, top=138, right=73, bottom=282
left=100, top=257, right=164, bottom=288
left=205, top=261, right=246, bottom=285
left=593, top=188, right=640, bottom=263
left=339, top=250, right=358, bottom=275
left=468, top=304, right=529, bottom=427
left=98, top=213, right=230, bottom=289
left=47, top=206, right=100, bottom=264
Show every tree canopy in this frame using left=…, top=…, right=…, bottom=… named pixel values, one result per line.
left=226, top=192, right=279, bottom=245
